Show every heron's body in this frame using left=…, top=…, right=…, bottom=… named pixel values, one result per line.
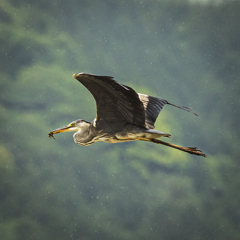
left=48, top=73, right=206, bottom=157
left=73, top=120, right=170, bottom=146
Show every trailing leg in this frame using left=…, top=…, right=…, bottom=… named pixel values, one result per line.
left=141, top=138, right=206, bottom=157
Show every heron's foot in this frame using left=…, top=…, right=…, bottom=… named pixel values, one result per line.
left=185, top=146, right=206, bottom=157
left=48, top=132, right=56, bottom=140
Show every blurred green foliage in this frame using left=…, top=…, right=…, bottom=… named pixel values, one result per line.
left=0, top=0, right=240, bottom=239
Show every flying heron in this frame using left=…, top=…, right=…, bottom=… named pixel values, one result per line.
left=48, top=73, right=206, bottom=157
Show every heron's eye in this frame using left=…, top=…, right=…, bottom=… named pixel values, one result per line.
left=69, top=123, right=75, bottom=127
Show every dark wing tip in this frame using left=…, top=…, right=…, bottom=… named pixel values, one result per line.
left=73, top=72, right=91, bottom=79
left=167, top=102, right=198, bottom=116
left=73, top=72, right=114, bottom=80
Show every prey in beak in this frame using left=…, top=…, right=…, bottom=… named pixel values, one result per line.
left=48, top=123, right=78, bottom=140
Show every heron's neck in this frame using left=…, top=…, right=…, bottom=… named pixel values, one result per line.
left=73, top=123, right=92, bottom=145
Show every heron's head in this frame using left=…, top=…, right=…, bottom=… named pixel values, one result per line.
left=48, top=119, right=90, bottom=139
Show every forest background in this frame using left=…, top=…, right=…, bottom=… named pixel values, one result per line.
left=0, top=0, right=240, bottom=239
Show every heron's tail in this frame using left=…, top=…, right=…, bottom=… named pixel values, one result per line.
left=142, top=138, right=206, bottom=157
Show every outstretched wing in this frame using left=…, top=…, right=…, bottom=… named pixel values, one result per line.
left=138, top=93, right=198, bottom=129
left=73, top=73, right=146, bottom=127
left=138, top=94, right=167, bottom=129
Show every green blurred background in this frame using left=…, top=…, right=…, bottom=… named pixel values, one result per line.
left=1, top=0, right=240, bottom=239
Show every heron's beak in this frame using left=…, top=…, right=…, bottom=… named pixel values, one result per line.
left=48, top=125, right=77, bottom=140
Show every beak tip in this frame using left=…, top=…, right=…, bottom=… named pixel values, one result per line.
left=48, top=132, right=56, bottom=140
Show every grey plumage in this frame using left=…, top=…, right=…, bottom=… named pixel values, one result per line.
left=48, top=73, right=206, bottom=157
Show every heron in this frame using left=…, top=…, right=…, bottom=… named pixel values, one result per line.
left=48, top=73, right=206, bottom=157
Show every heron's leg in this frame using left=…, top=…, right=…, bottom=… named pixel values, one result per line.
left=139, top=138, right=206, bottom=157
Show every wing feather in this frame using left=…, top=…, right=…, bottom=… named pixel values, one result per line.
left=138, top=93, right=198, bottom=129
left=73, top=73, right=146, bottom=127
